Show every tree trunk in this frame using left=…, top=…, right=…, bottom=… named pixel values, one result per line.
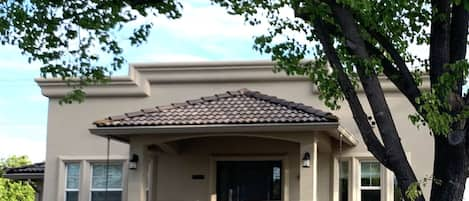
left=430, top=134, right=466, bottom=201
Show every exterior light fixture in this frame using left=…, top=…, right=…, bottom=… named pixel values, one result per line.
left=129, top=154, right=139, bottom=170
left=302, top=152, right=311, bottom=168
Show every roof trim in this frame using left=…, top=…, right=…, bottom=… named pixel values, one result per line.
left=336, top=126, right=359, bottom=146
left=90, top=122, right=340, bottom=134
left=35, top=60, right=430, bottom=98
left=89, top=122, right=344, bottom=142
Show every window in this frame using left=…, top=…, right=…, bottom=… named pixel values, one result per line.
left=65, top=163, right=80, bottom=201
left=339, top=161, right=349, bottom=201
left=272, top=165, right=282, bottom=200
left=361, top=161, right=381, bottom=201
left=91, top=163, right=123, bottom=201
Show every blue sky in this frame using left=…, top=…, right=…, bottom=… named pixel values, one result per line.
left=0, top=1, right=271, bottom=162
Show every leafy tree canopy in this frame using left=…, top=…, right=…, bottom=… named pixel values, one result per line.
left=0, top=155, right=30, bottom=174
left=214, top=0, right=469, bottom=136
left=0, top=0, right=182, bottom=103
left=0, top=155, right=35, bottom=201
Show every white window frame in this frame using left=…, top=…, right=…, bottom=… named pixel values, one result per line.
left=359, top=160, right=383, bottom=201
left=89, top=162, right=124, bottom=201
left=57, top=156, right=129, bottom=201
left=334, top=153, right=406, bottom=201
left=65, top=162, right=81, bottom=201
left=359, top=160, right=383, bottom=191
left=338, top=159, right=352, bottom=201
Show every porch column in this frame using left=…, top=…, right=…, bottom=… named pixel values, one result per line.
left=127, top=142, right=146, bottom=201
left=149, top=155, right=158, bottom=201
left=299, top=137, right=318, bottom=201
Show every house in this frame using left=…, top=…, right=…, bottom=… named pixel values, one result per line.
left=3, top=162, right=45, bottom=201
left=35, top=61, right=433, bottom=201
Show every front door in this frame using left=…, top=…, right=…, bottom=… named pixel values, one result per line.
left=216, top=161, right=282, bottom=201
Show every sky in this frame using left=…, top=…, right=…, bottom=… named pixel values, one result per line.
left=0, top=0, right=272, bottom=163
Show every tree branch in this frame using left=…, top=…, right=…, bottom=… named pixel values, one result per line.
left=327, top=0, right=403, bottom=150
left=313, top=18, right=388, bottom=165
left=450, top=3, right=469, bottom=95
left=364, top=42, right=423, bottom=114
left=366, top=29, right=422, bottom=106
left=312, top=13, right=424, bottom=115
left=429, top=0, right=450, bottom=86
left=324, top=3, right=424, bottom=200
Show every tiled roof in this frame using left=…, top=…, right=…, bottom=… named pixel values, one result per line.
left=94, top=88, right=338, bottom=127
left=4, top=162, right=45, bottom=174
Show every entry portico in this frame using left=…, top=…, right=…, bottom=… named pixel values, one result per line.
left=90, top=88, right=357, bottom=201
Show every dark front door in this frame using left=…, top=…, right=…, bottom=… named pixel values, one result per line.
left=216, top=161, right=282, bottom=201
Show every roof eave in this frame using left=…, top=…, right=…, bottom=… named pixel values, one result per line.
left=335, top=126, right=359, bottom=146
left=89, top=122, right=340, bottom=143
left=90, top=122, right=361, bottom=146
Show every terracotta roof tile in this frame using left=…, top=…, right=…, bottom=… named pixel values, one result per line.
left=141, top=107, right=159, bottom=113
left=125, top=111, right=145, bottom=118
left=94, top=89, right=338, bottom=127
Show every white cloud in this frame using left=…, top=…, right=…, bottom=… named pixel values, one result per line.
left=149, top=2, right=267, bottom=40
left=0, top=134, right=46, bottom=163
left=0, top=123, right=46, bottom=163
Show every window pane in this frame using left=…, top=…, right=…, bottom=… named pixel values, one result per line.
left=91, top=191, right=122, bottom=201
left=339, top=161, right=349, bottom=201
left=361, top=162, right=380, bottom=187
left=66, top=191, right=78, bottom=201
left=92, top=164, right=122, bottom=189
left=361, top=178, right=371, bottom=187
left=361, top=190, right=380, bottom=201
left=271, top=164, right=282, bottom=200
left=66, top=163, right=80, bottom=189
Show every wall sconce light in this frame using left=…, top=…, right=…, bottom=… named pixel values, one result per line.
left=302, top=152, right=311, bottom=168
left=129, top=154, right=139, bottom=170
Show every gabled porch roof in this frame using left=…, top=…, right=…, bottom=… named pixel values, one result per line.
left=90, top=89, right=357, bottom=145
left=94, top=88, right=338, bottom=127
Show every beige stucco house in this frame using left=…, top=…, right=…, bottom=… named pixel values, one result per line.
left=35, top=61, right=433, bottom=201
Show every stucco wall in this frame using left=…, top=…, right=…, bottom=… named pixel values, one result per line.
left=38, top=61, right=433, bottom=201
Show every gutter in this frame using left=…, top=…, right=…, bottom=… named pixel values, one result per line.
left=336, top=126, right=359, bottom=146
left=90, top=122, right=340, bottom=135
